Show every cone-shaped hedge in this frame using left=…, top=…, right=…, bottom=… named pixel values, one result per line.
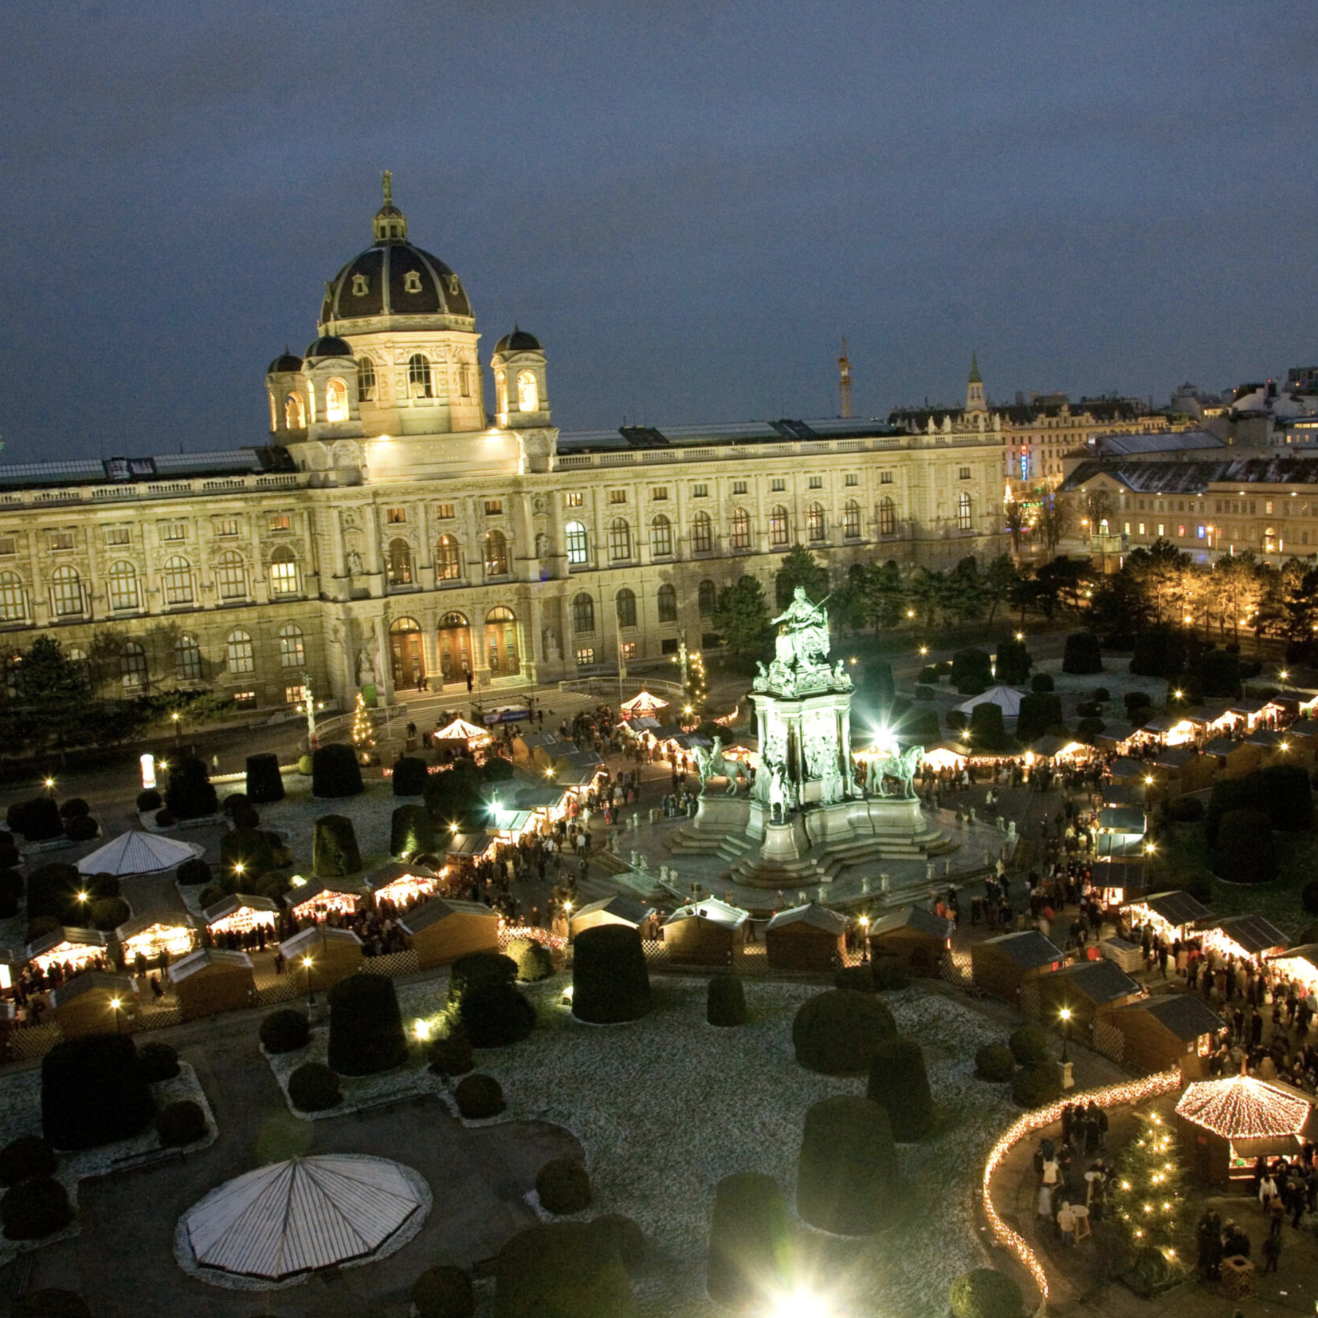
left=796, top=1096, right=897, bottom=1235
left=312, top=743, right=364, bottom=799
left=495, top=1221, right=635, bottom=1318
left=949, top=1267, right=1025, bottom=1318
left=41, top=1035, right=154, bottom=1151
left=312, top=814, right=362, bottom=878
left=392, top=757, right=429, bottom=797
left=391, top=804, right=434, bottom=858
left=866, top=1036, right=933, bottom=1141
left=791, top=989, right=896, bottom=1075
left=245, top=752, right=285, bottom=804
left=706, top=974, right=748, bottom=1026
left=706, top=1172, right=791, bottom=1309
left=572, top=925, right=651, bottom=1024
left=327, top=973, right=408, bottom=1076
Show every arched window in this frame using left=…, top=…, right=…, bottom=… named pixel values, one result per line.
left=651, top=514, right=673, bottom=558
left=698, top=579, right=717, bottom=617
left=730, top=507, right=751, bottom=551
left=121, top=641, right=148, bottom=691
left=691, top=511, right=713, bottom=554
left=284, top=392, right=305, bottom=429
left=572, top=592, right=595, bottom=634
left=435, top=534, right=462, bottom=581
left=175, top=634, right=203, bottom=682
left=278, top=624, right=305, bottom=668
left=50, top=566, right=83, bottom=618
left=616, top=588, right=637, bottom=628
left=0, top=571, right=26, bottom=623
left=267, top=392, right=277, bottom=432
left=806, top=503, right=826, bottom=543
left=843, top=499, right=862, bottom=539
left=216, top=551, right=247, bottom=601
left=494, top=368, right=507, bottom=415
left=769, top=505, right=789, bottom=547
left=517, top=370, right=539, bottom=412
left=484, top=530, right=508, bottom=577
left=356, top=357, right=376, bottom=402
left=956, top=492, right=973, bottom=531
left=878, top=497, right=896, bottom=537
left=657, top=583, right=678, bottom=623
left=325, top=378, right=349, bottom=423
left=226, top=629, right=255, bottom=675
left=485, top=606, right=519, bottom=675
left=269, top=546, right=298, bottom=596
left=386, top=538, right=414, bottom=586
left=161, top=555, right=194, bottom=606
left=608, top=519, right=632, bottom=563
left=107, top=560, right=139, bottom=611
left=564, top=521, right=589, bottom=566
left=408, top=353, right=433, bottom=399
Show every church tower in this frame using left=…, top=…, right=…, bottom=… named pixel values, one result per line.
left=965, top=353, right=987, bottom=413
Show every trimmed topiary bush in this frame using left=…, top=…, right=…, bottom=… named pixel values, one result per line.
left=1259, top=763, right=1315, bottom=832
left=572, top=925, right=652, bottom=1024
left=1214, top=808, right=1279, bottom=884
left=706, top=974, right=748, bottom=1026
left=176, top=857, right=210, bottom=886
left=11, top=1290, right=91, bottom=1318
left=57, top=799, right=89, bottom=820
left=796, top=1095, right=897, bottom=1235
left=62, top=816, right=97, bottom=844
left=312, top=814, right=362, bottom=878
left=164, top=755, right=218, bottom=820
left=391, top=803, right=434, bottom=859
left=412, top=1265, right=475, bottom=1318
left=312, top=744, right=364, bottom=799
left=1062, top=632, right=1103, bottom=675
left=137, top=1042, right=179, bottom=1082
left=89, top=896, right=129, bottom=931
left=507, top=937, right=555, bottom=983
left=428, top=1030, right=474, bottom=1079
left=297, top=754, right=314, bottom=775
left=260, top=1008, right=311, bottom=1054
left=448, top=952, right=518, bottom=1005
left=156, top=1100, right=207, bottom=1147
left=231, top=805, right=261, bottom=831
left=969, top=701, right=1009, bottom=751
left=866, top=1036, right=933, bottom=1141
left=222, top=792, right=248, bottom=819
left=41, top=1034, right=154, bottom=1150
left=13, top=798, right=62, bottom=842
left=951, top=648, right=993, bottom=688
left=135, top=788, right=162, bottom=812
left=245, top=753, right=285, bottom=805
left=454, top=1073, right=504, bottom=1118
left=536, top=1158, right=592, bottom=1215
left=949, top=1267, right=1025, bottom=1318
left=220, top=826, right=278, bottom=880
left=1030, top=672, right=1054, bottom=692
left=459, top=982, right=536, bottom=1048
left=588, top=1214, right=645, bottom=1273
left=1017, top=692, right=1063, bottom=742
left=834, top=964, right=876, bottom=993
left=975, top=1043, right=1016, bottom=1082
left=392, top=757, right=429, bottom=797
left=706, top=1173, right=791, bottom=1309
left=791, top=989, right=896, bottom=1075
left=1011, top=1064, right=1062, bottom=1108
left=1, top=1178, right=72, bottom=1240
left=1008, top=1024, right=1052, bottom=1067
left=994, top=640, right=1031, bottom=686
left=871, top=957, right=910, bottom=991
left=327, top=972, right=407, bottom=1076
left=288, top=1062, right=341, bottom=1112
left=0, top=1137, right=55, bottom=1187
left=496, top=1221, right=635, bottom=1318
left=1303, top=881, right=1318, bottom=916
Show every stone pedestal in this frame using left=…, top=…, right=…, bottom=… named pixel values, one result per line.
left=693, top=794, right=750, bottom=835
left=761, top=818, right=808, bottom=863
left=1058, top=1059, right=1074, bottom=1091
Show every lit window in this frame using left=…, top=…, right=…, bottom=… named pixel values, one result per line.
left=608, top=519, right=632, bottom=562
left=565, top=492, right=584, bottom=507
left=484, top=500, right=503, bottom=516
left=620, top=641, right=637, bottom=661
left=730, top=507, right=751, bottom=550
left=285, top=685, right=307, bottom=705
left=436, top=503, right=455, bottom=520
left=0, top=572, right=25, bottom=623
left=843, top=500, right=861, bottom=538
left=806, top=503, right=826, bottom=543
left=268, top=514, right=291, bottom=532
left=616, top=588, right=637, bottom=628
left=226, top=630, right=255, bottom=675
left=325, top=378, right=349, bottom=423
left=657, top=583, right=678, bottom=623
left=436, top=534, right=462, bottom=580
left=284, top=393, right=305, bottom=429
left=161, top=556, right=194, bottom=606
left=808, top=476, right=822, bottom=490
left=232, top=691, right=256, bottom=706
left=175, top=634, right=203, bottom=681
left=278, top=624, right=305, bottom=668
left=484, top=530, right=509, bottom=576
left=121, top=642, right=148, bottom=691
left=386, top=507, right=407, bottom=524
left=610, top=490, right=627, bottom=504
left=517, top=370, right=539, bottom=412
left=49, top=531, right=74, bottom=552
left=357, top=358, right=376, bottom=402
left=956, top=493, right=972, bottom=532
left=575, top=648, right=596, bottom=666
left=106, top=527, right=130, bottom=547
left=387, top=539, right=414, bottom=586
left=269, top=547, right=298, bottom=595
left=879, top=497, right=896, bottom=536
left=408, top=354, right=433, bottom=399
left=50, top=566, right=82, bottom=616
left=1197, top=526, right=1206, bottom=540
left=215, top=518, right=239, bottom=537
left=1178, top=525, right=1186, bottom=537
left=769, top=505, right=789, bottom=547
left=216, top=551, right=247, bottom=601
left=651, top=515, right=673, bottom=557
left=573, top=592, right=595, bottom=633
left=565, top=521, right=589, bottom=566
left=107, top=561, right=140, bottom=611
left=691, top=511, right=713, bottom=553
left=698, top=580, right=717, bottom=617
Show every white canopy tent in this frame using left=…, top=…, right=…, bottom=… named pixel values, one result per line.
left=433, top=716, right=492, bottom=743
left=621, top=690, right=669, bottom=715
left=954, top=685, right=1024, bottom=718
left=76, top=830, right=204, bottom=877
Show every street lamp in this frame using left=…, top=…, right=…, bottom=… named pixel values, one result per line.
left=43, top=777, right=55, bottom=796
left=859, top=914, right=870, bottom=963
left=1015, top=631, right=1024, bottom=642
left=110, top=997, right=122, bottom=1033
left=1059, top=1006, right=1072, bottom=1063
left=171, top=711, right=182, bottom=745
left=919, top=645, right=929, bottom=658
left=303, top=956, right=315, bottom=1007
left=1281, top=669, right=1290, bottom=694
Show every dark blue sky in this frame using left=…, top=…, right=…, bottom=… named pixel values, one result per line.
left=2, top=2, right=1315, bottom=460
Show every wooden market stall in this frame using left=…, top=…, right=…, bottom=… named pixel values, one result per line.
left=662, top=897, right=749, bottom=967
left=1090, top=861, right=1146, bottom=908
left=363, top=861, right=439, bottom=909
left=920, top=742, right=971, bottom=774
left=1099, top=782, right=1147, bottom=810
left=1138, top=714, right=1200, bottom=747
left=1108, top=994, right=1226, bottom=1079
left=763, top=904, right=847, bottom=972
left=1119, top=889, right=1210, bottom=944
left=51, top=971, right=138, bottom=1039
left=168, top=948, right=256, bottom=1020
left=1201, top=914, right=1289, bottom=966
left=201, top=894, right=279, bottom=938
left=280, top=924, right=364, bottom=993
left=27, top=927, right=108, bottom=976
left=1034, top=957, right=1143, bottom=1035
left=400, top=898, right=499, bottom=970
left=1267, top=944, right=1318, bottom=996
left=288, top=879, right=367, bottom=922
left=1201, top=737, right=1261, bottom=779
left=1026, top=735, right=1094, bottom=767
left=1107, top=757, right=1151, bottom=785
left=569, top=894, right=658, bottom=939
left=868, top=906, right=954, bottom=976
left=115, top=913, right=198, bottom=969
left=1150, top=747, right=1216, bottom=796
left=1246, top=729, right=1307, bottom=768
left=1175, top=1074, right=1316, bottom=1188
left=970, top=930, right=1064, bottom=1005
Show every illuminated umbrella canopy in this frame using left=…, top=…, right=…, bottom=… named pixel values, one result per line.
left=433, top=716, right=491, bottom=743
left=1175, top=1075, right=1310, bottom=1140
left=182, top=1154, right=427, bottom=1282
left=75, top=830, right=203, bottom=876
left=620, top=689, right=669, bottom=715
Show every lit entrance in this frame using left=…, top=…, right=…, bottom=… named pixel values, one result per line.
left=438, top=611, right=472, bottom=683
left=389, top=617, right=426, bottom=689
left=485, top=606, right=520, bottom=677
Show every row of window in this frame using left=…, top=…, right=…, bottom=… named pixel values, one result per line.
left=572, top=581, right=719, bottom=635
left=564, top=473, right=873, bottom=507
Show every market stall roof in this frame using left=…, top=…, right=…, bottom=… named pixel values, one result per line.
left=167, top=948, right=253, bottom=984
left=114, top=912, right=197, bottom=943
left=484, top=782, right=568, bottom=811
left=445, top=830, right=492, bottom=857
left=978, top=929, right=1063, bottom=971
left=1286, top=719, right=1318, bottom=741
left=1142, top=715, right=1188, bottom=734
left=1228, top=699, right=1269, bottom=717
left=1043, top=957, right=1142, bottom=1005
left=433, top=716, right=491, bottom=741
left=50, top=970, right=136, bottom=1009
left=1029, top=735, right=1088, bottom=760
left=1270, top=944, right=1318, bottom=974
left=1090, top=861, right=1145, bottom=894
left=1154, top=747, right=1200, bottom=770
left=954, top=684, right=1023, bottom=717
left=868, top=906, right=955, bottom=941
left=620, top=716, right=661, bottom=734
left=75, top=830, right=204, bottom=877
left=1128, top=889, right=1211, bottom=928
left=765, top=903, right=848, bottom=935
left=201, top=894, right=279, bottom=925
left=1175, top=1075, right=1312, bottom=1139
left=620, top=689, right=670, bottom=715
left=363, top=861, right=436, bottom=894
left=182, top=1154, right=426, bottom=1282
left=1096, top=833, right=1147, bottom=860
left=1206, top=914, right=1289, bottom=957
left=1247, top=729, right=1289, bottom=750
left=1203, top=737, right=1243, bottom=758
left=664, top=896, right=749, bottom=930
left=1107, top=757, right=1147, bottom=780
left=1100, top=783, right=1146, bottom=809
left=1118, top=993, right=1224, bottom=1041
left=26, top=926, right=107, bottom=961
left=288, top=878, right=366, bottom=906
left=397, top=897, right=495, bottom=936
left=281, top=925, right=363, bottom=958
left=570, top=894, right=656, bottom=927
left=1181, top=707, right=1218, bottom=726
left=1098, top=806, right=1146, bottom=833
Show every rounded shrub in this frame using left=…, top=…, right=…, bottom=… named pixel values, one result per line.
left=448, top=951, right=518, bottom=1005
left=1, top=1178, right=72, bottom=1240
left=154, top=809, right=175, bottom=828
left=1165, top=796, right=1205, bottom=823
left=392, top=756, right=429, bottom=797
left=156, top=1100, right=207, bottom=1147
left=219, top=826, right=277, bottom=880
left=15, top=798, right=62, bottom=842
left=918, top=664, right=940, bottom=684
left=834, top=964, right=876, bottom=993
left=454, top=1073, right=504, bottom=1118
left=496, top=1221, right=635, bottom=1318
left=507, top=937, right=554, bottom=982
left=871, top=957, right=910, bottom=991
left=866, top=1036, right=933, bottom=1141
left=137, top=1042, right=180, bottom=1083
left=390, top=803, right=434, bottom=859
left=327, top=972, right=408, bottom=1075
left=0, top=1137, right=55, bottom=1187
left=57, top=799, right=89, bottom=820
left=427, top=1031, right=474, bottom=1079
left=791, top=989, right=896, bottom=1075
left=1011, top=1064, right=1061, bottom=1108
left=176, top=857, right=211, bottom=887
left=61, top=816, right=97, bottom=844
left=1062, top=633, right=1103, bottom=674
left=975, top=1043, right=1016, bottom=1082
left=1030, top=672, right=1055, bottom=692
left=1214, top=808, right=1279, bottom=884
left=245, top=752, right=285, bottom=805
left=536, top=1158, right=592, bottom=1215
left=572, top=924, right=651, bottom=1024
left=164, top=755, right=218, bottom=820
left=1008, top=1024, right=1052, bottom=1067
left=312, top=814, right=362, bottom=878
left=11, top=1289, right=91, bottom=1318
left=297, top=754, right=314, bottom=776
left=412, top=1265, right=475, bottom=1318
left=311, top=743, right=364, bottom=799
left=588, top=1214, right=645, bottom=1273
left=222, top=792, right=249, bottom=819
left=89, top=896, right=129, bottom=931
left=135, top=788, right=162, bottom=812
left=260, top=1008, right=311, bottom=1054
left=232, top=805, right=261, bottom=831
left=288, top=1063, right=341, bottom=1112
left=796, top=1095, right=897, bottom=1235
left=1077, top=717, right=1106, bottom=738
left=707, top=1173, right=790, bottom=1309
left=459, top=982, right=536, bottom=1049
left=41, top=1034, right=154, bottom=1151
left=949, top=1267, right=1025, bottom=1318
left=706, top=974, right=748, bottom=1026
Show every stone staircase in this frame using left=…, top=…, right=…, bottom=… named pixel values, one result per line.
left=664, top=822, right=753, bottom=865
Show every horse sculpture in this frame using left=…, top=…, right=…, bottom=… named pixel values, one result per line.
left=864, top=745, right=923, bottom=799
left=692, top=736, right=746, bottom=796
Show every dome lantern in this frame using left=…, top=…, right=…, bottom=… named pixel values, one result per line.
left=372, top=169, right=408, bottom=245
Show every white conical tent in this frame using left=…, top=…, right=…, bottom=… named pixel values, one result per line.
left=183, top=1155, right=426, bottom=1281
left=954, top=684, right=1024, bottom=717
left=621, top=689, right=669, bottom=715
left=433, top=716, right=492, bottom=743
left=76, top=830, right=204, bottom=876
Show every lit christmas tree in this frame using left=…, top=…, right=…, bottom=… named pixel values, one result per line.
left=1110, top=1108, right=1187, bottom=1255
left=350, top=692, right=375, bottom=755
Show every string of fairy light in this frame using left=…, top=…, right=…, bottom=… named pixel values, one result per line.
left=350, top=692, right=375, bottom=753
left=1111, top=1110, right=1182, bottom=1250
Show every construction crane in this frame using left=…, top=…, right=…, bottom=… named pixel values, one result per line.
left=838, top=338, right=853, bottom=419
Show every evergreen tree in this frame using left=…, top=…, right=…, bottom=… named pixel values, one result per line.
left=775, top=544, right=828, bottom=610
left=351, top=692, right=375, bottom=751
left=711, top=578, right=772, bottom=671
left=1110, top=1109, right=1187, bottom=1253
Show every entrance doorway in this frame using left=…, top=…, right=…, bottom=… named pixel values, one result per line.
left=438, top=611, right=473, bottom=683
left=390, top=617, right=426, bottom=689
left=485, top=606, right=520, bottom=676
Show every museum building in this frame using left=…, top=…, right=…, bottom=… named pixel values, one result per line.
left=0, top=181, right=1006, bottom=711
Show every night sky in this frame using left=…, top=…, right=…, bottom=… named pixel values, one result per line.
left=2, top=2, right=1316, bottom=462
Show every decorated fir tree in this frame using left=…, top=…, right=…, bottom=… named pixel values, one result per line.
left=1110, top=1108, right=1187, bottom=1255
left=350, top=692, right=375, bottom=753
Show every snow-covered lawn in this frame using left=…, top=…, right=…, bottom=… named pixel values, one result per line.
left=264, top=973, right=1014, bottom=1317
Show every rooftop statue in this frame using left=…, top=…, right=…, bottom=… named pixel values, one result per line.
left=754, top=587, right=845, bottom=694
